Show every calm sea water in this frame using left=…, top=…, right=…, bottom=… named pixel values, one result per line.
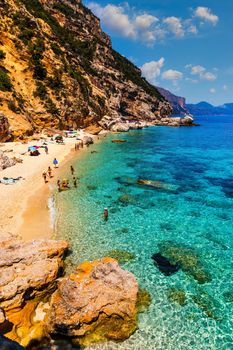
left=56, top=116, right=233, bottom=350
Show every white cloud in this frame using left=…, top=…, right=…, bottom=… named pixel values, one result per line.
left=194, top=7, right=219, bottom=25
left=222, top=85, right=228, bottom=91
left=190, top=65, right=206, bottom=75
left=188, top=24, right=198, bottom=34
left=186, top=64, right=217, bottom=81
left=202, top=72, right=217, bottom=81
left=88, top=3, right=136, bottom=38
left=135, top=14, right=158, bottom=29
left=141, top=58, right=165, bottom=83
left=88, top=2, right=215, bottom=46
left=210, top=88, right=216, bottom=93
left=162, top=69, right=183, bottom=82
left=163, top=16, right=184, bottom=37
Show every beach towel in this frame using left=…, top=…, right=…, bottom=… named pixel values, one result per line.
left=0, top=176, right=24, bottom=185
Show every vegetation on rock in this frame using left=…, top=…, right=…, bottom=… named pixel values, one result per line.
left=0, top=0, right=171, bottom=139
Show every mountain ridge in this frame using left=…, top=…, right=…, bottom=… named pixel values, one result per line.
left=186, top=101, right=233, bottom=115
left=0, top=0, right=173, bottom=140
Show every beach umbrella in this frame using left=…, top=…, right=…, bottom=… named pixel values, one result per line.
left=28, top=146, right=37, bottom=152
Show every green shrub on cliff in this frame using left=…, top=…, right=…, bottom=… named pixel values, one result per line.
left=34, top=82, right=47, bottom=100
left=8, top=99, right=20, bottom=113
left=0, top=50, right=6, bottom=60
left=0, top=68, right=12, bottom=91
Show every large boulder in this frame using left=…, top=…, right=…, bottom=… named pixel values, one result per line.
left=111, top=123, right=130, bottom=132
left=0, top=112, right=11, bottom=142
left=181, top=115, right=194, bottom=126
left=46, top=257, right=138, bottom=346
left=0, top=151, right=17, bottom=171
left=0, top=237, right=68, bottom=311
left=83, top=135, right=94, bottom=145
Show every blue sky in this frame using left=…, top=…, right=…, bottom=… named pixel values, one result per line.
left=84, top=0, right=233, bottom=105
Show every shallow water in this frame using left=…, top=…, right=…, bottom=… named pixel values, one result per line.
left=56, top=116, right=233, bottom=350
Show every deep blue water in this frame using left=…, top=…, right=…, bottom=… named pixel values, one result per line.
left=56, top=116, right=233, bottom=350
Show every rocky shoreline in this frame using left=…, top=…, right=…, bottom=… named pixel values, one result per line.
left=0, top=234, right=141, bottom=349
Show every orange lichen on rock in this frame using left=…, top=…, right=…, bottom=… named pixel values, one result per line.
left=46, top=257, right=139, bottom=346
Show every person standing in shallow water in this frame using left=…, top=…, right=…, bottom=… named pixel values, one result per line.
left=47, top=166, right=52, bottom=178
left=104, top=208, right=109, bottom=221
left=42, top=171, right=47, bottom=183
left=73, top=176, right=77, bottom=188
left=70, top=165, right=75, bottom=175
left=57, top=179, right=61, bottom=192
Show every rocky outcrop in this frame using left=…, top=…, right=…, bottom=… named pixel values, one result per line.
left=111, top=123, right=130, bottom=132
left=0, top=0, right=172, bottom=140
left=0, top=112, right=11, bottom=142
left=0, top=151, right=17, bottom=171
left=46, top=257, right=138, bottom=346
left=83, top=135, right=93, bottom=145
left=180, top=115, right=194, bottom=126
left=157, top=87, right=188, bottom=116
left=0, top=236, right=68, bottom=311
left=0, top=236, right=140, bottom=347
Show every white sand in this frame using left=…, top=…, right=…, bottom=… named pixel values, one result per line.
left=0, top=137, right=82, bottom=239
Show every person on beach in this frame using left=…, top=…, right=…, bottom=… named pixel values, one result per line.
left=42, top=171, right=47, bottom=183
left=61, top=179, right=70, bottom=189
left=103, top=208, right=109, bottom=221
left=73, top=176, right=77, bottom=188
left=57, top=179, right=61, bottom=192
left=47, top=166, right=52, bottom=178
left=70, top=165, right=75, bottom=175
left=45, top=145, right=48, bottom=155
left=53, top=158, right=58, bottom=168
left=80, top=140, right=83, bottom=148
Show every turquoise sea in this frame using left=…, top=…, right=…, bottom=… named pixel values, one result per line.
left=56, top=116, right=233, bottom=350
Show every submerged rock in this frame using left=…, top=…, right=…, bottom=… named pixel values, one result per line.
left=152, top=253, right=180, bottom=276
left=106, top=249, right=135, bottom=263
left=223, top=291, right=233, bottom=303
left=87, top=185, right=97, bottom=191
left=46, top=257, right=138, bottom=346
left=118, top=194, right=137, bottom=205
left=137, top=179, right=178, bottom=191
left=192, top=290, right=222, bottom=320
left=112, top=139, right=127, bottom=143
left=167, top=288, right=186, bottom=306
left=136, top=288, right=152, bottom=312
left=158, top=241, right=211, bottom=284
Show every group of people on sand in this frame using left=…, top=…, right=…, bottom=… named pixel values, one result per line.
left=74, top=141, right=83, bottom=151
left=57, top=165, right=77, bottom=192
left=42, top=158, right=59, bottom=183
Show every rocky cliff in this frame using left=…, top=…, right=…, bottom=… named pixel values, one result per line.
left=157, top=87, right=188, bottom=116
left=0, top=0, right=172, bottom=140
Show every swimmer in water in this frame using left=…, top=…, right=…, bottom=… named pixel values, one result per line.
left=103, top=208, right=109, bottom=221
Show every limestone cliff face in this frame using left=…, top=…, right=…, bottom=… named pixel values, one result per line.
left=157, top=87, right=188, bottom=116
left=0, top=0, right=172, bottom=140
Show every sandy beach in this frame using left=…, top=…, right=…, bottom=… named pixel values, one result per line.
left=0, top=134, right=95, bottom=240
